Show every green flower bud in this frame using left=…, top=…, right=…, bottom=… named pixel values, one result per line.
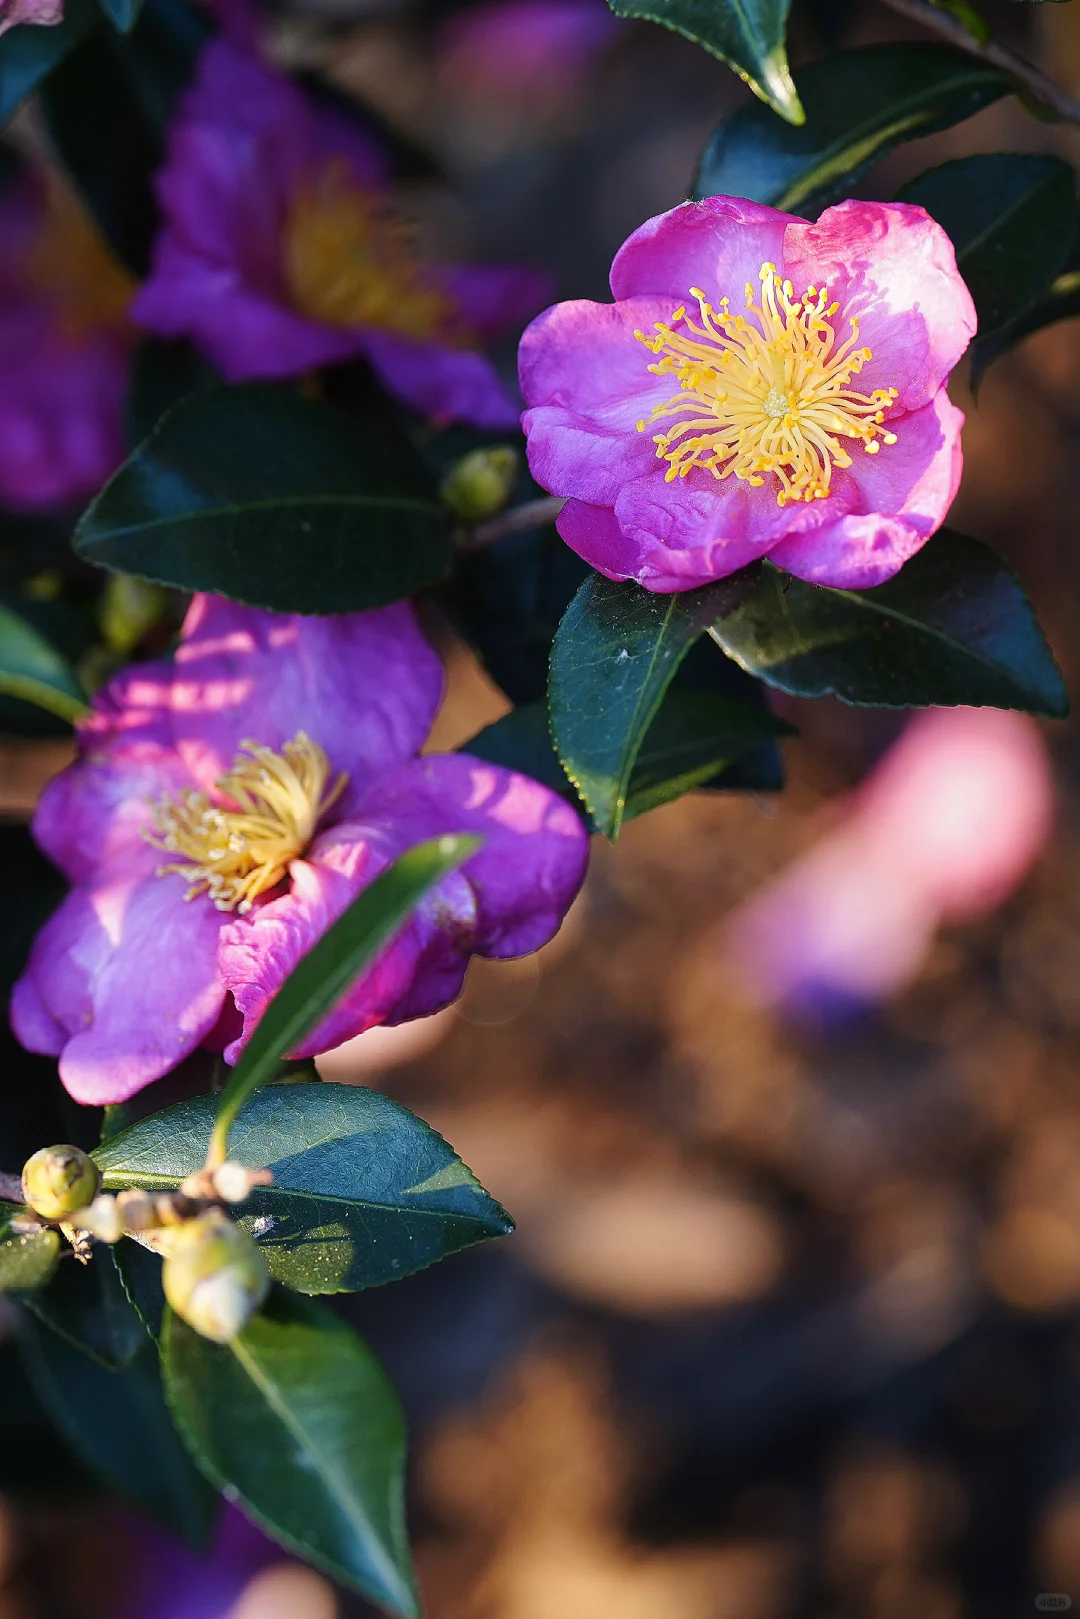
left=162, top=1212, right=269, bottom=1343
left=21, top=1146, right=101, bottom=1222
left=440, top=446, right=518, bottom=523
left=100, top=573, right=169, bottom=658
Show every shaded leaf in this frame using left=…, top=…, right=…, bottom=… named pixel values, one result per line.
left=24, top=1245, right=148, bottom=1369
left=95, top=0, right=143, bottom=31
left=126, top=336, right=219, bottom=446
left=96, top=1083, right=513, bottom=1295
left=20, top=1315, right=216, bottom=1544
left=74, top=386, right=452, bottom=614
left=608, top=0, right=802, bottom=123
left=0, top=0, right=98, bottom=126
left=0, top=1336, right=93, bottom=1500
left=971, top=238, right=1080, bottom=388
left=548, top=572, right=755, bottom=838
left=709, top=530, right=1068, bottom=714
left=163, top=1290, right=417, bottom=1615
left=113, top=1240, right=166, bottom=1337
left=207, top=836, right=480, bottom=1167
left=897, top=153, right=1076, bottom=336
left=0, top=1208, right=60, bottom=1293
left=692, top=42, right=1010, bottom=215
left=0, top=601, right=88, bottom=724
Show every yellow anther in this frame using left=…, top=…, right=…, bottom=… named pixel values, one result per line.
left=634, top=261, right=899, bottom=506
left=283, top=159, right=461, bottom=341
left=147, top=733, right=347, bottom=913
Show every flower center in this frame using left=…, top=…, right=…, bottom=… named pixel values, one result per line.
left=635, top=262, right=899, bottom=507
left=282, top=159, right=460, bottom=341
left=147, top=733, right=347, bottom=913
left=26, top=179, right=135, bottom=341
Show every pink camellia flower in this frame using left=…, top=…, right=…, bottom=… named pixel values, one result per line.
left=519, top=194, right=976, bottom=591
left=11, top=596, right=589, bottom=1104
left=133, top=39, right=550, bottom=428
left=0, top=0, right=61, bottom=33
left=724, top=708, right=1053, bottom=1018
left=0, top=172, right=134, bottom=510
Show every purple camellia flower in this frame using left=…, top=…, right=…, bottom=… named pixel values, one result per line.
left=519, top=194, right=976, bottom=591
left=133, top=39, right=550, bottom=428
left=11, top=596, right=589, bottom=1105
left=0, top=172, right=134, bottom=511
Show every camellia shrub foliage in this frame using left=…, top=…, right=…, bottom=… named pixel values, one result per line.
left=0, top=0, right=1074, bottom=1606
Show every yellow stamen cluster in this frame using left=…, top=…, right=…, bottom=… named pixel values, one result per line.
left=147, top=733, right=346, bottom=913
left=635, top=262, right=899, bottom=506
left=283, top=159, right=459, bottom=341
left=26, top=178, right=135, bottom=340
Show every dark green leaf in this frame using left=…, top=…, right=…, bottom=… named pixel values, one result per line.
left=692, top=43, right=1010, bottom=214
left=0, top=0, right=98, bottom=126
left=126, top=337, right=220, bottom=446
left=970, top=238, right=1080, bottom=388
left=74, top=386, right=452, bottom=613
left=897, top=153, right=1076, bottom=336
left=710, top=530, right=1068, bottom=714
left=465, top=685, right=788, bottom=827
left=113, top=1240, right=166, bottom=1337
left=163, top=1290, right=417, bottom=1615
left=548, top=572, right=754, bottom=838
left=608, top=0, right=801, bottom=123
left=25, top=1245, right=148, bottom=1369
left=0, top=1335, right=93, bottom=1500
left=96, top=1083, right=513, bottom=1294
left=20, top=1315, right=216, bottom=1543
left=0, top=602, right=88, bottom=724
left=207, top=836, right=480, bottom=1166
left=0, top=1208, right=60, bottom=1293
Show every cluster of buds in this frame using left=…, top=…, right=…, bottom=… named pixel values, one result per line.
left=11, top=1144, right=272, bottom=1342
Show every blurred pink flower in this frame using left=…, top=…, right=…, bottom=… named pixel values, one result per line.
left=725, top=708, right=1054, bottom=1017
left=134, top=39, right=550, bottom=427
left=437, top=0, right=621, bottom=97
left=0, top=0, right=62, bottom=35
left=0, top=172, right=134, bottom=510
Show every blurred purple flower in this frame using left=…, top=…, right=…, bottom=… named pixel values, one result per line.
left=133, top=40, right=550, bottom=427
left=11, top=596, right=589, bottom=1104
left=724, top=708, right=1053, bottom=1019
left=0, top=0, right=62, bottom=35
left=108, top=1505, right=276, bottom=1619
left=520, top=194, right=975, bottom=591
left=437, top=0, right=621, bottom=97
left=0, top=172, right=134, bottom=511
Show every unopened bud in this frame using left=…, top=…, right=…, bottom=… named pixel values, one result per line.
left=100, top=574, right=169, bottom=658
left=211, top=1161, right=273, bottom=1203
left=22, top=1146, right=100, bottom=1222
left=116, top=1188, right=156, bottom=1232
left=162, top=1212, right=269, bottom=1343
left=440, top=445, right=518, bottom=522
left=70, top=1193, right=123, bottom=1244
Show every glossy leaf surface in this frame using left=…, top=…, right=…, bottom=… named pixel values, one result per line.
left=970, top=241, right=1080, bottom=388
left=20, top=1318, right=215, bottom=1542
left=0, top=603, right=88, bottom=724
left=608, top=0, right=802, bottom=123
left=549, top=573, right=754, bottom=838
left=96, top=1083, right=512, bottom=1294
left=74, top=386, right=452, bottom=613
left=0, top=1209, right=59, bottom=1293
left=693, top=43, right=1009, bottom=214
left=897, top=153, right=1077, bottom=336
left=710, top=531, right=1068, bottom=713
left=163, top=1291, right=417, bottom=1614
left=207, top=836, right=479, bottom=1166
left=24, top=1241, right=149, bottom=1369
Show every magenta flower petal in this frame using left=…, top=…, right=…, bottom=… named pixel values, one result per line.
left=361, top=330, right=523, bottom=429
left=783, top=199, right=977, bottom=412
left=767, top=393, right=964, bottom=587
left=220, top=755, right=588, bottom=1060
left=169, top=597, right=444, bottom=807
left=10, top=971, right=65, bottom=1056
left=0, top=0, right=62, bottom=35
left=520, top=191, right=974, bottom=591
left=16, top=875, right=227, bottom=1104
left=610, top=196, right=790, bottom=303
left=33, top=747, right=192, bottom=885
left=442, top=264, right=554, bottom=342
